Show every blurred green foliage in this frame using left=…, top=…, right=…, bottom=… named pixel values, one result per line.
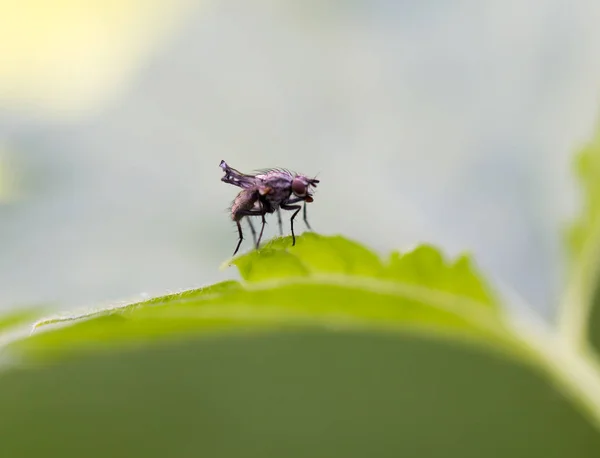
left=563, top=128, right=600, bottom=354
left=0, top=155, right=10, bottom=202
left=1, top=331, right=599, bottom=458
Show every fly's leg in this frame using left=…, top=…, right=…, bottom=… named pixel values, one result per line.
left=256, top=212, right=267, bottom=249
left=303, top=201, right=313, bottom=231
left=247, top=218, right=257, bottom=246
left=233, top=220, right=245, bottom=256
left=277, top=208, right=283, bottom=236
left=232, top=208, right=268, bottom=255
left=280, top=204, right=302, bottom=246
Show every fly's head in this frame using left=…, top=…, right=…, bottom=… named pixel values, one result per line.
left=291, top=174, right=320, bottom=202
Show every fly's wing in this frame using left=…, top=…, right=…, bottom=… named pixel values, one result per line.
left=220, top=160, right=258, bottom=189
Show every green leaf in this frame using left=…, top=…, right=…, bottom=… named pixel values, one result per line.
left=384, top=245, right=497, bottom=306
left=7, top=234, right=516, bottom=362
left=3, top=234, right=600, bottom=457
left=2, top=330, right=600, bottom=458
left=561, top=127, right=600, bottom=354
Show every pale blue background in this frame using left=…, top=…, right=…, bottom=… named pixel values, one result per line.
left=1, top=1, right=600, bottom=318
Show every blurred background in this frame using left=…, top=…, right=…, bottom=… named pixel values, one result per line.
left=1, top=0, right=600, bottom=318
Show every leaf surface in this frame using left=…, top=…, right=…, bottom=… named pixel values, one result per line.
left=7, top=234, right=517, bottom=362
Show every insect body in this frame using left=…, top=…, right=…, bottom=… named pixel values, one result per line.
left=220, top=160, right=319, bottom=255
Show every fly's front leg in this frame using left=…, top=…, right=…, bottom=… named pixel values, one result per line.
left=280, top=204, right=302, bottom=246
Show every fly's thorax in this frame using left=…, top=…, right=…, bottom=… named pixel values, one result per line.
left=263, top=186, right=293, bottom=208
left=256, top=172, right=294, bottom=208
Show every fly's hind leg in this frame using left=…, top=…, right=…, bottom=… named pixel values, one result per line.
left=233, top=207, right=269, bottom=254
left=256, top=212, right=267, bottom=249
left=276, top=208, right=283, bottom=236
left=247, top=218, right=257, bottom=246
left=233, top=220, right=245, bottom=256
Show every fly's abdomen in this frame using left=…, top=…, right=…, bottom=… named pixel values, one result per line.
left=231, top=189, right=259, bottom=221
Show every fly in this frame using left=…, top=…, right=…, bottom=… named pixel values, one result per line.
left=219, top=160, right=320, bottom=255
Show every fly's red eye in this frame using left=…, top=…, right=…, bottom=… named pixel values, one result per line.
left=292, top=178, right=307, bottom=196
